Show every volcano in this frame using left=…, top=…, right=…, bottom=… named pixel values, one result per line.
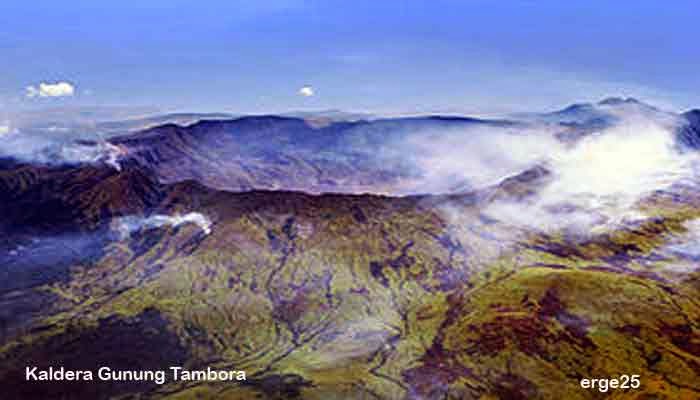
left=1, top=103, right=700, bottom=399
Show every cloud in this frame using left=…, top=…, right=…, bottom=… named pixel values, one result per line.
left=298, top=85, right=314, bottom=97
left=370, top=104, right=697, bottom=234
left=114, top=212, right=213, bottom=238
left=26, top=81, right=76, bottom=98
left=479, top=113, right=696, bottom=233
left=0, top=123, right=10, bottom=137
left=545, top=116, right=687, bottom=201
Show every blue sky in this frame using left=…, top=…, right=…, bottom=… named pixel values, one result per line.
left=1, top=0, right=699, bottom=115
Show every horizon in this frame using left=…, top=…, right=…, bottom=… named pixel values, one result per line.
left=4, top=95, right=699, bottom=127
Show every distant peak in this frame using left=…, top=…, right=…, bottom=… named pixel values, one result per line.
left=597, top=96, right=642, bottom=106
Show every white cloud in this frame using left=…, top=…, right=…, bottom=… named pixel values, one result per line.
left=377, top=106, right=698, bottom=234
left=479, top=113, right=696, bottom=233
left=298, top=85, right=314, bottom=97
left=0, top=123, right=9, bottom=137
left=545, top=116, right=687, bottom=203
left=26, top=81, right=76, bottom=98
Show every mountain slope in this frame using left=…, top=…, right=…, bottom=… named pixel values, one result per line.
left=1, top=161, right=699, bottom=399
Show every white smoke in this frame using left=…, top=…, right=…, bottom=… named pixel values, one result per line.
left=114, top=212, right=213, bottom=238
